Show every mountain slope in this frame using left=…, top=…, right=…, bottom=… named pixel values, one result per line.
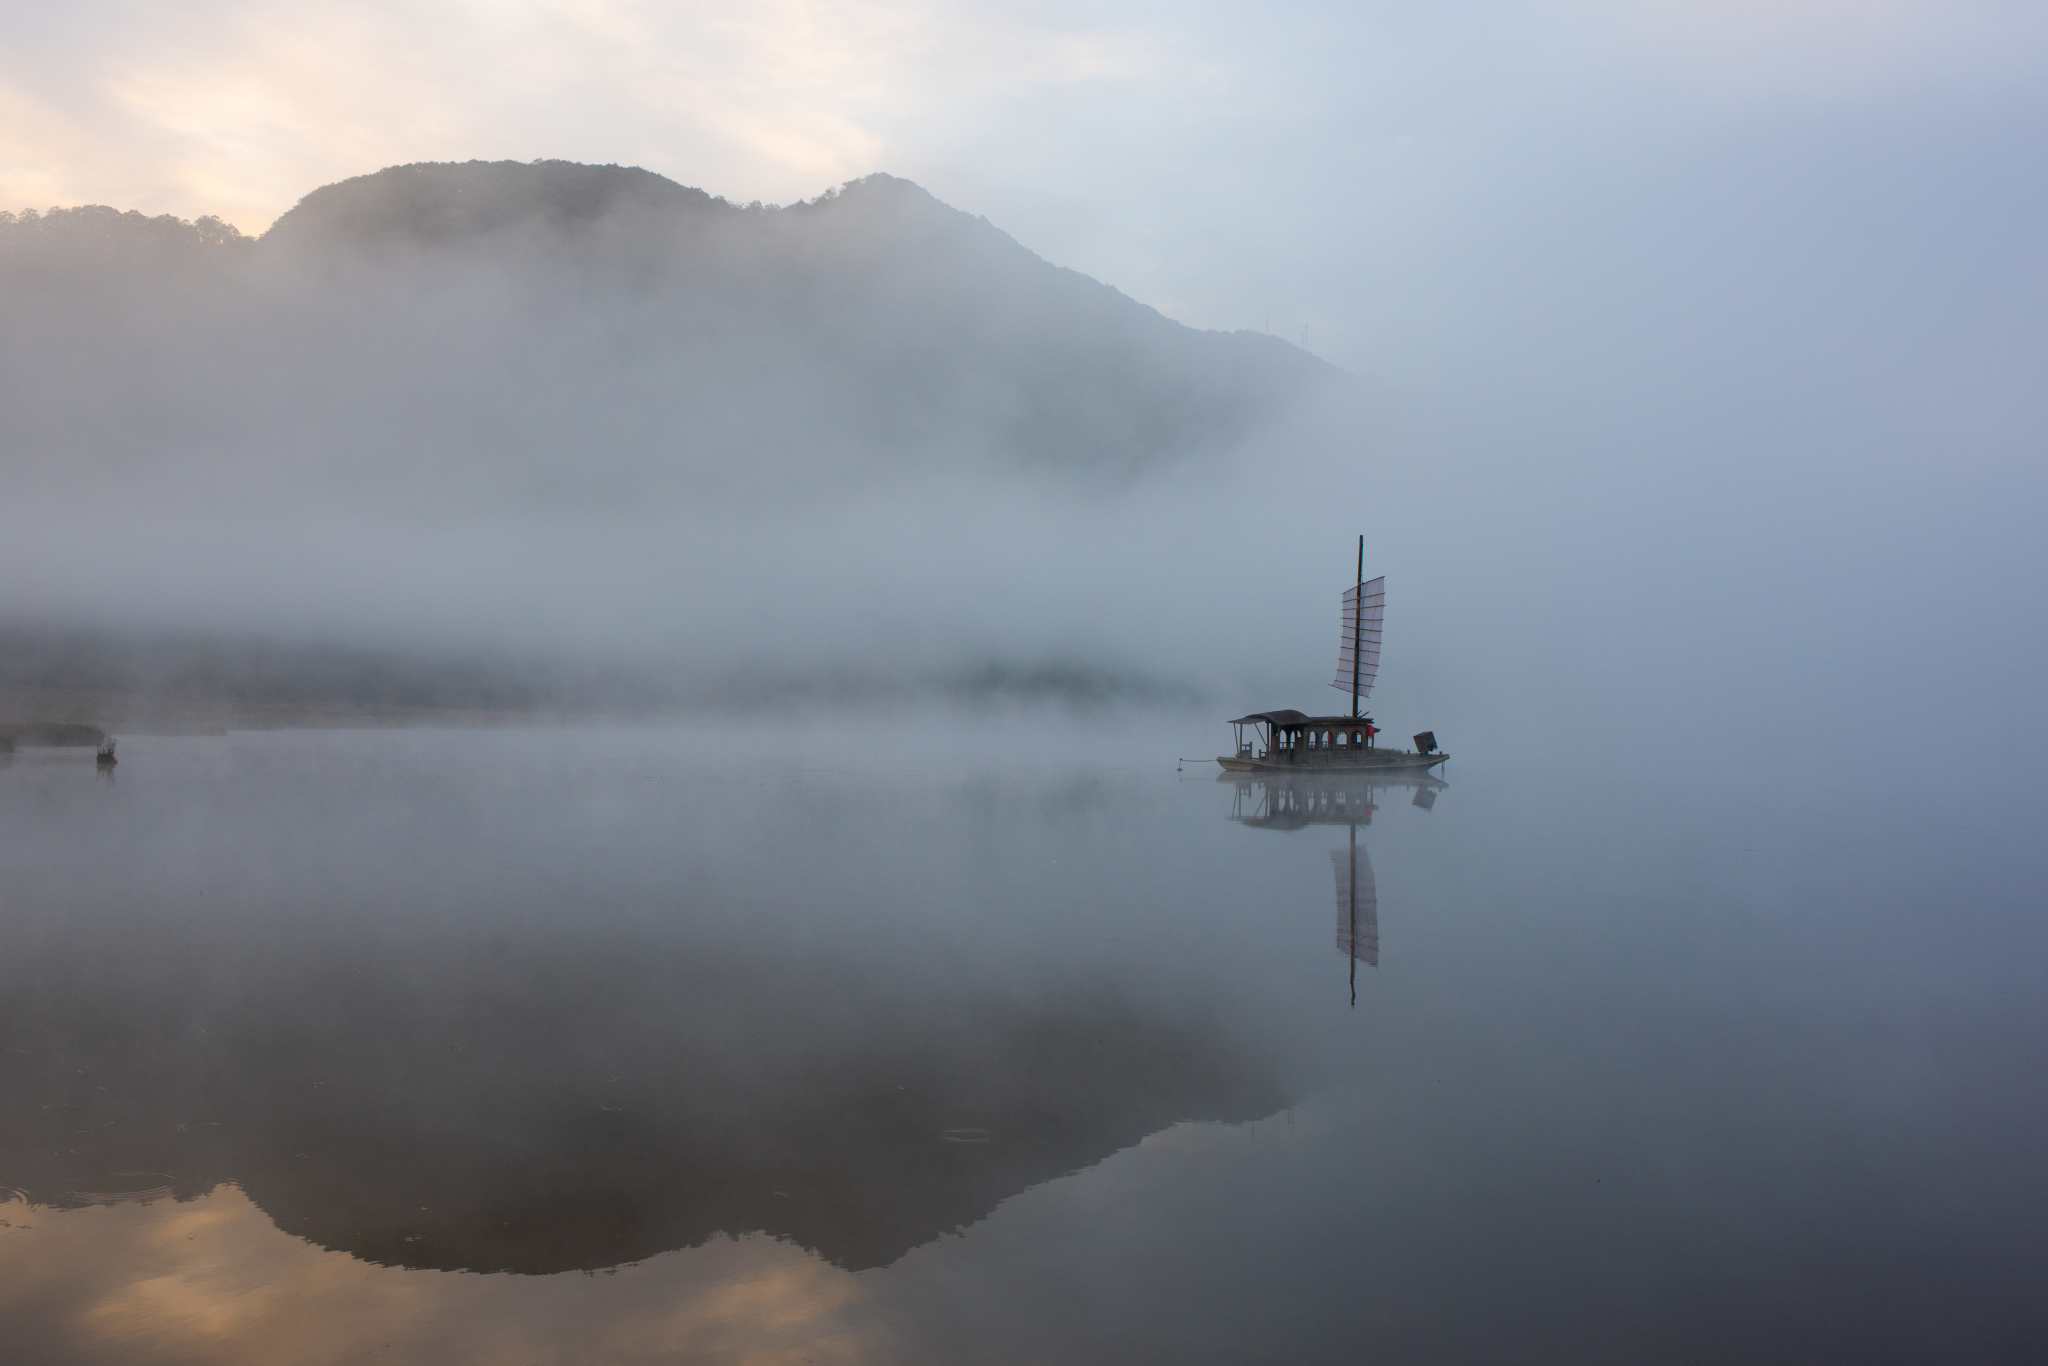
left=0, top=162, right=1349, bottom=709
left=3, top=161, right=1337, bottom=503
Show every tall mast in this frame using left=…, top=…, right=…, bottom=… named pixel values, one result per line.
left=1351, top=535, right=1363, bottom=720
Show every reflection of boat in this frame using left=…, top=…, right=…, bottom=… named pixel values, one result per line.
left=1223, top=769, right=1445, bottom=830
left=1226, top=770, right=1445, bottom=1004
left=1218, top=537, right=1447, bottom=774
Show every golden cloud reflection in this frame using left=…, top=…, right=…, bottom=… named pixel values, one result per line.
left=0, top=1186, right=879, bottom=1365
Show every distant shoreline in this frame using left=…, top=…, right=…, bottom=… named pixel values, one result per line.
left=0, top=686, right=552, bottom=736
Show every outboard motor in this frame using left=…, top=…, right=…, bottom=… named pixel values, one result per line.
left=1412, top=731, right=1437, bottom=755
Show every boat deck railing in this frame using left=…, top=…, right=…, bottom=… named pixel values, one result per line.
left=1260, top=747, right=1430, bottom=764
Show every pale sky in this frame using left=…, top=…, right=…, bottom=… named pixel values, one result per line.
left=5, top=0, right=2045, bottom=370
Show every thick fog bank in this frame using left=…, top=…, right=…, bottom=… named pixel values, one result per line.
left=2, top=154, right=2043, bottom=782
left=0, top=161, right=1346, bottom=713
left=1, top=162, right=1332, bottom=507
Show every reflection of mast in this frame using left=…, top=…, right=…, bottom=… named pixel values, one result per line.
left=1331, top=822, right=1378, bottom=1008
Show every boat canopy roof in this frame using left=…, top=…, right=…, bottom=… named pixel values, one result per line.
left=1230, top=711, right=1373, bottom=728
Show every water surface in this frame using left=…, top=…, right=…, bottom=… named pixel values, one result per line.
left=1, top=720, right=2042, bottom=1363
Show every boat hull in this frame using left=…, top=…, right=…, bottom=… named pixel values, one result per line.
left=1216, top=750, right=1447, bottom=774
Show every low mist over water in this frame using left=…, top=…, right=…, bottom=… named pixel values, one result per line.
left=3, top=150, right=2042, bottom=770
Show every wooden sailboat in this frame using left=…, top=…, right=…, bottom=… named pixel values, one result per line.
left=1217, top=537, right=1448, bottom=774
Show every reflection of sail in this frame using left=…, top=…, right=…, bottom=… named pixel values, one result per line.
left=1332, top=841, right=1378, bottom=967
left=1333, top=576, right=1385, bottom=699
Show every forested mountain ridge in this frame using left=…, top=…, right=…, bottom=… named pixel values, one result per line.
left=0, top=202, right=252, bottom=254
left=1, top=161, right=1336, bottom=504
left=262, top=159, right=724, bottom=246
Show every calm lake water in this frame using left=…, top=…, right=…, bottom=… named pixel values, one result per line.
left=1, top=719, right=2043, bottom=1364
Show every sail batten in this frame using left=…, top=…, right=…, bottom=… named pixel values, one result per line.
left=1332, top=576, right=1385, bottom=699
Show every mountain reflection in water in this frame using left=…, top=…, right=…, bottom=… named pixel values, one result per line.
left=3, top=960, right=1279, bottom=1275
left=0, top=732, right=1286, bottom=1277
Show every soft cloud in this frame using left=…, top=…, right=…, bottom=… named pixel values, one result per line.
left=0, top=0, right=1173, bottom=233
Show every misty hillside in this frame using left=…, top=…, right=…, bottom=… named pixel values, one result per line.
left=0, top=161, right=1336, bottom=509
left=0, top=162, right=1353, bottom=712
